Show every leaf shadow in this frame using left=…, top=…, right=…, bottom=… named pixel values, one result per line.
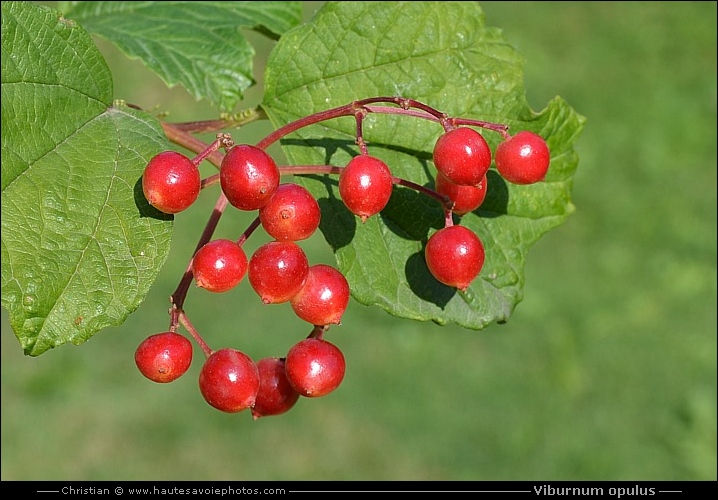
left=309, top=174, right=358, bottom=251
left=133, top=176, right=173, bottom=220
left=405, top=248, right=456, bottom=309
left=279, top=137, right=358, bottom=164
left=473, top=170, right=509, bottom=217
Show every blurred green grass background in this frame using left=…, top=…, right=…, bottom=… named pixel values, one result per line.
left=2, top=1, right=716, bottom=481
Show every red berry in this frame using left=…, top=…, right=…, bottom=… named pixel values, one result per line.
left=199, top=348, right=260, bottom=413
left=135, top=332, right=193, bottom=383
left=259, top=183, right=321, bottom=241
left=495, top=131, right=550, bottom=185
left=251, top=357, right=301, bottom=420
left=285, top=338, right=345, bottom=398
left=435, top=172, right=488, bottom=215
left=433, top=127, right=492, bottom=186
left=220, top=144, right=280, bottom=210
left=192, top=239, right=248, bottom=293
left=142, top=151, right=200, bottom=214
left=338, top=154, right=394, bottom=222
left=425, top=225, right=485, bottom=291
left=290, top=264, right=350, bottom=326
left=248, top=241, right=309, bottom=304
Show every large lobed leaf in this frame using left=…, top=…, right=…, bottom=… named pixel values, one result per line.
left=1, top=1, right=174, bottom=356
left=59, top=1, right=303, bottom=112
left=262, top=1, right=586, bottom=330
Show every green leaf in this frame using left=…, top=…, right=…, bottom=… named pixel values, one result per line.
left=1, top=1, right=173, bottom=356
left=59, top=1, right=303, bottom=112
left=262, top=1, right=586, bottom=330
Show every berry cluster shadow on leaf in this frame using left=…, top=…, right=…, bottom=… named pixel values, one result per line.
left=315, top=187, right=357, bottom=251
left=404, top=248, right=456, bottom=309
left=281, top=136, right=514, bottom=312
left=463, top=170, right=510, bottom=219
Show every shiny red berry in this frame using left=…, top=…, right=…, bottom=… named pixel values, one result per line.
left=199, top=348, right=260, bottom=413
left=251, top=357, right=301, bottom=420
left=495, top=131, right=550, bottom=185
left=435, top=172, right=488, bottom=215
left=192, top=239, right=248, bottom=293
left=135, top=332, right=193, bottom=383
left=248, top=241, right=309, bottom=304
left=259, top=183, right=321, bottom=241
left=220, top=144, right=280, bottom=210
left=425, top=225, right=485, bottom=291
left=285, top=338, right=346, bottom=398
left=433, top=127, right=492, bottom=186
left=142, top=151, right=200, bottom=214
left=290, top=264, right=350, bottom=326
left=339, top=154, right=394, bottom=222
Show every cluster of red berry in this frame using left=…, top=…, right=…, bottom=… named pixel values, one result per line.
left=135, top=97, right=551, bottom=420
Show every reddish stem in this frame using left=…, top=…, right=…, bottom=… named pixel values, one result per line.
left=166, top=108, right=265, bottom=134
left=444, top=208, right=455, bottom=227
left=169, top=193, right=229, bottom=314
left=362, top=106, right=510, bottom=136
left=255, top=103, right=355, bottom=150
left=178, top=310, right=213, bottom=358
left=236, top=217, right=262, bottom=247
left=354, top=107, right=369, bottom=155
left=162, top=122, right=225, bottom=170
left=392, top=176, right=453, bottom=210
left=277, top=165, right=343, bottom=176
left=254, top=98, right=509, bottom=151
left=308, top=325, right=329, bottom=340
left=190, top=133, right=233, bottom=166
